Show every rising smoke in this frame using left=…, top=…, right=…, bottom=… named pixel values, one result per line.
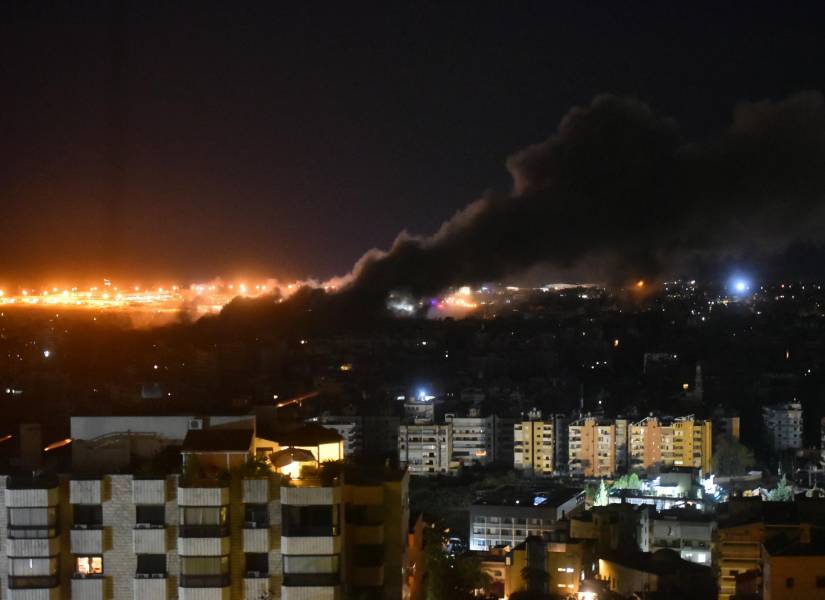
left=223, top=92, right=825, bottom=324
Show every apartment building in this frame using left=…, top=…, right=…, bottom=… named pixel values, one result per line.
left=568, top=416, right=627, bottom=477
left=397, top=424, right=455, bottom=475
left=762, top=402, right=803, bottom=452
left=629, top=415, right=712, bottom=473
left=513, top=412, right=558, bottom=475
left=468, top=487, right=585, bottom=551
left=0, top=419, right=409, bottom=600
left=650, top=508, right=715, bottom=565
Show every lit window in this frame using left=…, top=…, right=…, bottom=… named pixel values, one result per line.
left=76, top=556, right=103, bottom=575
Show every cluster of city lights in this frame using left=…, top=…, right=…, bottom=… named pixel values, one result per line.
left=0, top=279, right=301, bottom=314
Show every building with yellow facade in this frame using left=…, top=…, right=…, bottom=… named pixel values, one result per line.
left=629, top=415, right=712, bottom=474
left=568, top=416, right=628, bottom=477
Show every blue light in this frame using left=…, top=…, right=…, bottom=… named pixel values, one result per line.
left=730, top=276, right=751, bottom=295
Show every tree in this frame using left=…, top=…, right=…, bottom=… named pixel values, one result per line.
left=611, top=472, right=642, bottom=490
left=423, top=528, right=490, bottom=600
left=767, top=474, right=794, bottom=502
left=594, top=479, right=609, bottom=507
left=711, top=436, right=755, bottom=476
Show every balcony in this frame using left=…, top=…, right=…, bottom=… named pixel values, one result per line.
left=132, top=479, right=167, bottom=504
left=281, top=485, right=341, bottom=506
left=70, top=478, right=104, bottom=504
left=283, top=581, right=340, bottom=600
left=7, top=580, right=61, bottom=600
left=349, top=524, right=384, bottom=545
left=178, top=534, right=230, bottom=556
left=5, top=476, right=59, bottom=508
left=242, top=477, right=272, bottom=503
left=243, top=527, right=270, bottom=552
left=133, top=527, right=167, bottom=553
left=178, top=574, right=231, bottom=600
left=71, top=527, right=105, bottom=554
left=71, top=575, right=106, bottom=600
left=133, top=575, right=167, bottom=600
left=351, top=565, right=385, bottom=587
left=282, top=535, right=342, bottom=555
left=177, top=482, right=229, bottom=506
left=243, top=576, right=271, bottom=598
left=6, top=536, right=61, bottom=557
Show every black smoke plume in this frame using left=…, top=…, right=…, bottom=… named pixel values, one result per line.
left=221, top=92, right=825, bottom=327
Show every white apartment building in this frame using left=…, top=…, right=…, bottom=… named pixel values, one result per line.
left=0, top=419, right=409, bottom=600
left=397, top=424, right=456, bottom=475
left=762, top=402, right=803, bottom=452
left=650, top=509, right=716, bottom=565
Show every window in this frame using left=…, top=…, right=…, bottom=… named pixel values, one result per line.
left=245, top=553, right=269, bottom=577
left=817, top=576, right=825, bottom=588
left=136, top=554, right=166, bottom=576
left=353, top=544, right=384, bottom=568
left=283, top=555, right=340, bottom=586
left=180, top=556, right=230, bottom=588
left=8, top=557, right=59, bottom=589
left=282, top=505, right=339, bottom=537
left=75, top=556, right=103, bottom=577
left=8, top=507, right=58, bottom=538
left=786, top=577, right=795, bottom=589
left=346, top=504, right=383, bottom=526
left=179, top=506, right=228, bottom=536
left=136, top=505, right=165, bottom=527
left=244, top=504, right=269, bottom=528
left=73, top=505, right=102, bottom=528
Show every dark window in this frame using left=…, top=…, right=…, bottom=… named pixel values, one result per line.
left=136, top=554, right=166, bottom=576
left=73, top=505, right=102, bottom=528
left=817, top=576, right=825, bottom=588
left=7, top=507, right=58, bottom=538
left=136, top=505, right=165, bottom=527
left=9, top=557, right=59, bottom=589
left=353, top=544, right=384, bottom=567
left=346, top=504, right=383, bottom=526
left=283, top=555, right=339, bottom=586
left=244, top=504, right=269, bottom=528
left=786, top=577, right=795, bottom=589
left=179, top=506, right=229, bottom=537
left=180, top=556, right=230, bottom=588
left=282, top=505, right=339, bottom=537
left=245, top=553, right=269, bottom=577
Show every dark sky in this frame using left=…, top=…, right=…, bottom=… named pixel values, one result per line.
left=2, top=2, right=824, bottom=286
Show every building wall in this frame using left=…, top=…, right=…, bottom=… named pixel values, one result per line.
left=764, top=554, right=825, bottom=600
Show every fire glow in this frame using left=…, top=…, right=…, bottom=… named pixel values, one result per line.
left=0, top=279, right=303, bottom=315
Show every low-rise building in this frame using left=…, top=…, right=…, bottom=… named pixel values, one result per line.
left=763, top=536, right=825, bottom=600
left=468, top=487, right=585, bottom=551
left=650, top=508, right=715, bottom=565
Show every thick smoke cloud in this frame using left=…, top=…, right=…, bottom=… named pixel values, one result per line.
left=221, top=92, right=825, bottom=325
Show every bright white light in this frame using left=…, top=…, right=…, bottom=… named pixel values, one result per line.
left=731, top=277, right=751, bottom=294
left=42, top=350, right=51, bottom=358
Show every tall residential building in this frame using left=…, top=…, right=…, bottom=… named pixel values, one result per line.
left=568, top=416, right=627, bottom=477
left=0, top=419, right=410, bottom=600
left=318, top=415, right=363, bottom=458
left=712, top=406, right=741, bottom=442
left=513, top=411, right=567, bottom=475
left=762, top=402, right=803, bottom=452
left=397, top=424, right=455, bottom=475
left=629, top=415, right=712, bottom=473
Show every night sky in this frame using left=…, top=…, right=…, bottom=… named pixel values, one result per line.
left=2, top=2, right=825, bottom=286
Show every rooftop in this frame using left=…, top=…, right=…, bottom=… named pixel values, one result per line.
left=473, top=485, right=584, bottom=509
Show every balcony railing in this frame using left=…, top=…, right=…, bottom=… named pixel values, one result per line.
left=178, top=524, right=229, bottom=538
left=283, top=573, right=340, bottom=587
left=179, top=574, right=230, bottom=588
left=8, top=575, right=59, bottom=589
